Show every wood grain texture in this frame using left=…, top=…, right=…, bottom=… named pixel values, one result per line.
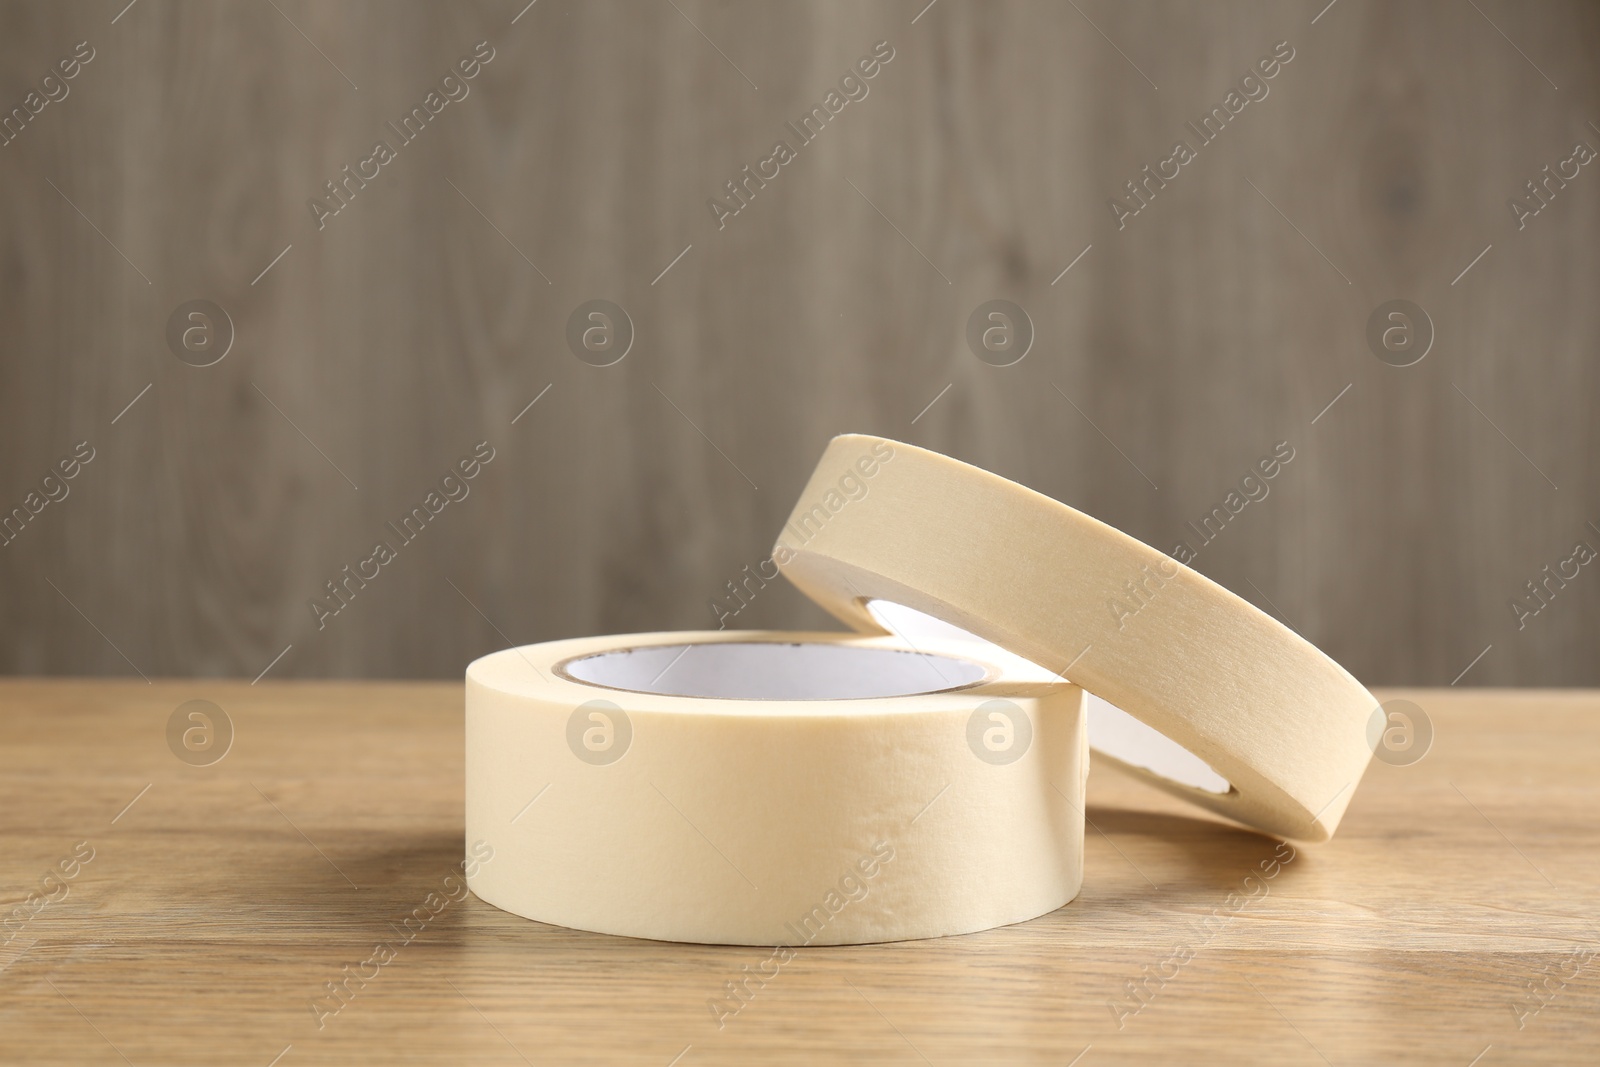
left=0, top=0, right=1597, bottom=685
left=1, top=679, right=1597, bottom=1064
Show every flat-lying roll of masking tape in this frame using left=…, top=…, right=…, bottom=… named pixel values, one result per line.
left=773, top=435, right=1378, bottom=842
left=465, top=630, right=1087, bottom=945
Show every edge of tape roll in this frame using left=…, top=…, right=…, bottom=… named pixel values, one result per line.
left=465, top=630, right=1088, bottom=945
left=773, top=434, right=1378, bottom=842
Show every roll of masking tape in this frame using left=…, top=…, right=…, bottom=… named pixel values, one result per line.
left=772, top=435, right=1378, bottom=842
left=465, top=630, right=1088, bottom=945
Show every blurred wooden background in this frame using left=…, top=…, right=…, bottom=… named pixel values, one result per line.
left=0, top=0, right=1595, bottom=685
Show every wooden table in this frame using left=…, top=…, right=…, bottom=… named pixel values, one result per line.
left=2, top=681, right=1596, bottom=1065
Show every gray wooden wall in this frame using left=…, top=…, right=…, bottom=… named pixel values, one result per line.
left=1, top=0, right=1596, bottom=685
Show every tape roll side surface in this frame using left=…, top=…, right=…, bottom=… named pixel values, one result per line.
left=773, top=435, right=1377, bottom=842
left=465, top=631, right=1088, bottom=945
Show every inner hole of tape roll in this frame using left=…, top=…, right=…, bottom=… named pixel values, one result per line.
left=561, top=642, right=988, bottom=701
left=865, top=600, right=1232, bottom=794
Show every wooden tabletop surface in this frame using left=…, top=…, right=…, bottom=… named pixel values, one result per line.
left=2, top=680, right=1597, bottom=1065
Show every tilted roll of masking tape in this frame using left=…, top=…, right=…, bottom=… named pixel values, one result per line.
left=773, top=435, right=1378, bottom=843
left=465, top=630, right=1087, bottom=945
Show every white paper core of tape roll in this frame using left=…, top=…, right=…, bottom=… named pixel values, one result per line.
left=866, top=600, right=1231, bottom=795
left=562, top=640, right=989, bottom=699
left=465, top=631, right=1088, bottom=946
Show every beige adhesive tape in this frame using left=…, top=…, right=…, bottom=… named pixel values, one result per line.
left=465, top=630, right=1087, bottom=945
left=773, top=435, right=1378, bottom=842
